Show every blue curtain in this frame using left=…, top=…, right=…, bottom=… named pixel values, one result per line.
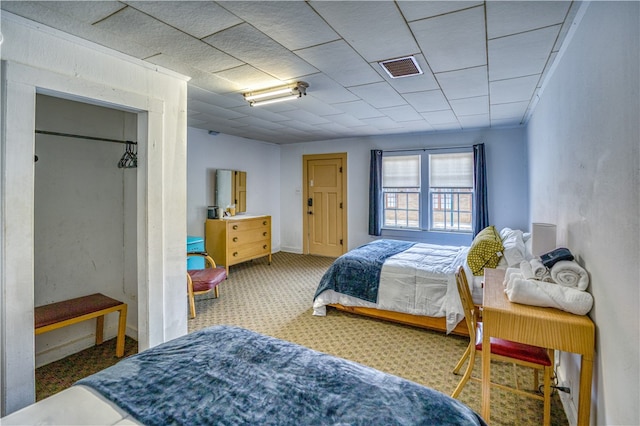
left=368, top=150, right=383, bottom=236
left=472, top=143, right=489, bottom=237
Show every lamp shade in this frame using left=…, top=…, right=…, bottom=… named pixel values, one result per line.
left=531, top=223, right=557, bottom=257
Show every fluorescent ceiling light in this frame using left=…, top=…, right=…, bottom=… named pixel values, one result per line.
left=243, top=82, right=308, bottom=107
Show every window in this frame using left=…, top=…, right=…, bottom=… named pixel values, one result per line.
left=382, top=151, right=473, bottom=233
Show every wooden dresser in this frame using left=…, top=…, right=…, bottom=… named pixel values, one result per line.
left=205, top=215, right=272, bottom=274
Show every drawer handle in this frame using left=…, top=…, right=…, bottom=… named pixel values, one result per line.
left=263, top=245, right=268, bottom=250
left=233, top=252, right=238, bottom=257
left=233, top=237, right=238, bottom=242
left=263, top=232, right=267, bottom=237
left=232, top=225, right=238, bottom=230
left=263, top=221, right=267, bottom=226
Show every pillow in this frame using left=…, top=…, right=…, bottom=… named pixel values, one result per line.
left=500, top=228, right=526, bottom=267
left=467, top=225, right=504, bottom=275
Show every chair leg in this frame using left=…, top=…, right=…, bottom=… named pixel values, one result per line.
left=187, top=276, right=196, bottom=319
left=453, top=343, right=472, bottom=375
left=214, top=286, right=219, bottom=299
left=451, top=349, right=476, bottom=398
left=542, top=351, right=554, bottom=426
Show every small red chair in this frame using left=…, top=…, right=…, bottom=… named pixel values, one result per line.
left=451, top=266, right=554, bottom=425
left=187, top=252, right=226, bottom=318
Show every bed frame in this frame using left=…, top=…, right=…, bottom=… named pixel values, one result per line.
left=329, top=304, right=469, bottom=336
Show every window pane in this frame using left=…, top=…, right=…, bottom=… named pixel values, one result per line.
left=383, top=155, right=420, bottom=187
left=429, top=153, right=473, bottom=187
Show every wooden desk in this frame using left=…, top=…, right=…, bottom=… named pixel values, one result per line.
left=482, top=268, right=594, bottom=425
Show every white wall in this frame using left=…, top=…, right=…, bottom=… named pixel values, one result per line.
left=1, top=14, right=188, bottom=415
left=279, top=127, right=529, bottom=253
left=33, top=95, right=139, bottom=367
left=186, top=128, right=281, bottom=252
left=526, top=2, right=639, bottom=425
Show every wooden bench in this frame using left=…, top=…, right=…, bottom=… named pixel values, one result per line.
left=35, top=293, right=128, bottom=358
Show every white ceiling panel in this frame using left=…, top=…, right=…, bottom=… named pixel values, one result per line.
left=1, top=1, right=583, bottom=144
left=203, top=23, right=318, bottom=82
left=402, top=90, right=449, bottom=113
left=311, top=1, right=419, bottom=62
left=295, top=40, right=383, bottom=87
left=219, top=1, right=338, bottom=51
left=398, top=1, right=483, bottom=22
left=411, top=6, right=486, bottom=73
left=490, top=75, right=540, bottom=104
left=435, top=66, right=488, bottom=100
left=126, top=1, right=242, bottom=39
left=348, top=82, right=406, bottom=109
left=380, top=105, right=423, bottom=122
left=486, top=2, right=571, bottom=39
left=458, top=114, right=491, bottom=129
left=488, top=25, right=561, bottom=81
left=422, top=110, right=458, bottom=125
left=450, top=96, right=489, bottom=116
left=491, top=101, right=529, bottom=121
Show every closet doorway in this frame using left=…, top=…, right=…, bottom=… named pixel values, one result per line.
left=34, top=95, right=138, bottom=367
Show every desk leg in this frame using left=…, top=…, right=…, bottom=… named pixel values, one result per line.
left=577, top=355, right=593, bottom=426
left=481, top=328, right=491, bottom=422
left=116, top=305, right=127, bottom=358
left=95, top=315, right=105, bottom=345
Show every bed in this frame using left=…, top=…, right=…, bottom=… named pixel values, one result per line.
left=2, top=325, right=486, bottom=425
left=313, top=228, right=530, bottom=335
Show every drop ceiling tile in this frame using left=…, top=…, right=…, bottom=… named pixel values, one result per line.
left=488, top=25, right=561, bottom=81
left=295, top=40, right=383, bottom=87
left=402, top=90, right=449, bottom=113
left=228, top=105, right=292, bottom=123
left=296, top=97, right=345, bottom=117
left=125, top=1, right=242, bottom=39
left=421, top=109, right=458, bottom=125
left=398, top=1, right=483, bottom=22
left=146, top=40, right=242, bottom=75
left=490, top=75, right=539, bottom=104
left=450, top=96, right=489, bottom=116
left=213, top=65, right=283, bottom=92
left=321, top=113, right=368, bottom=128
left=435, top=66, right=488, bottom=100
left=189, top=100, right=247, bottom=120
left=410, top=6, right=486, bottom=73
left=491, top=101, right=529, bottom=120
left=458, top=114, right=490, bottom=129
left=278, top=109, right=332, bottom=126
left=203, top=23, right=318, bottom=81
left=432, top=122, right=462, bottom=131
left=332, top=100, right=384, bottom=120
left=349, top=82, right=406, bottom=109
left=486, top=2, right=570, bottom=39
left=380, top=105, right=423, bottom=122
left=40, top=1, right=125, bottom=23
left=311, top=1, right=419, bottom=62
left=231, top=115, right=288, bottom=131
left=188, top=86, right=246, bottom=109
left=491, top=117, right=522, bottom=128
left=372, top=54, right=440, bottom=93
left=218, top=1, right=339, bottom=51
left=304, top=74, right=360, bottom=104
left=360, top=116, right=405, bottom=130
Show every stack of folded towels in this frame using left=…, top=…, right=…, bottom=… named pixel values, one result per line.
left=502, top=249, right=593, bottom=315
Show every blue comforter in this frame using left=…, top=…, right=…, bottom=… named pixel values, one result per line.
left=314, top=239, right=416, bottom=303
left=78, top=326, right=485, bottom=426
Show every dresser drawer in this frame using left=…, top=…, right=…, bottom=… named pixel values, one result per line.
left=228, top=218, right=270, bottom=233
left=228, top=228, right=269, bottom=248
left=229, top=241, right=271, bottom=264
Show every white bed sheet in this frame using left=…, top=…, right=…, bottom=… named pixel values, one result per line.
left=313, top=243, right=482, bottom=333
left=1, top=385, right=141, bottom=425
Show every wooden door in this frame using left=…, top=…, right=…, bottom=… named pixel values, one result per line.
left=303, top=153, right=347, bottom=257
left=234, top=171, right=247, bottom=213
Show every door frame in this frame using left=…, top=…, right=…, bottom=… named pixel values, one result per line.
left=302, top=153, right=348, bottom=255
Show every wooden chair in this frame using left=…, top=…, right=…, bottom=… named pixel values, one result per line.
left=451, top=266, right=554, bottom=425
left=187, top=252, right=227, bottom=318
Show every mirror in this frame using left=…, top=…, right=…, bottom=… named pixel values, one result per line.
left=215, top=169, right=247, bottom=214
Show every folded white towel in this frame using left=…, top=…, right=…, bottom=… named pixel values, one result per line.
left=503, top=267, right=523, bottom=287
left=519, top=260, right=553, bottom=282
left=505, top=277, right=593, bottom=315
left=551, top=260, right=590, bottom=291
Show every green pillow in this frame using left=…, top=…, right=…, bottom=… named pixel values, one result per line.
left=467, top=225, right=504, bottom=275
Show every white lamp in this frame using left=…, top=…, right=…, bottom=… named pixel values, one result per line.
left=531, top=223, right=557, bottom=257
left=243, top=82, right=308, bottom=107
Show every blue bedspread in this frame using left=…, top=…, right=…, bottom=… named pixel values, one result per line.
left=78, top=326, right=485, bottom=426
left=314, top=239, right=416, bottom=303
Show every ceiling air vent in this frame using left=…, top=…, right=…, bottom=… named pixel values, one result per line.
left=379, top=56, right=423, bottom=79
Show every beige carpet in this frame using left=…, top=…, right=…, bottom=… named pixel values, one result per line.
left=189, top=251, right=569, bottom=426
